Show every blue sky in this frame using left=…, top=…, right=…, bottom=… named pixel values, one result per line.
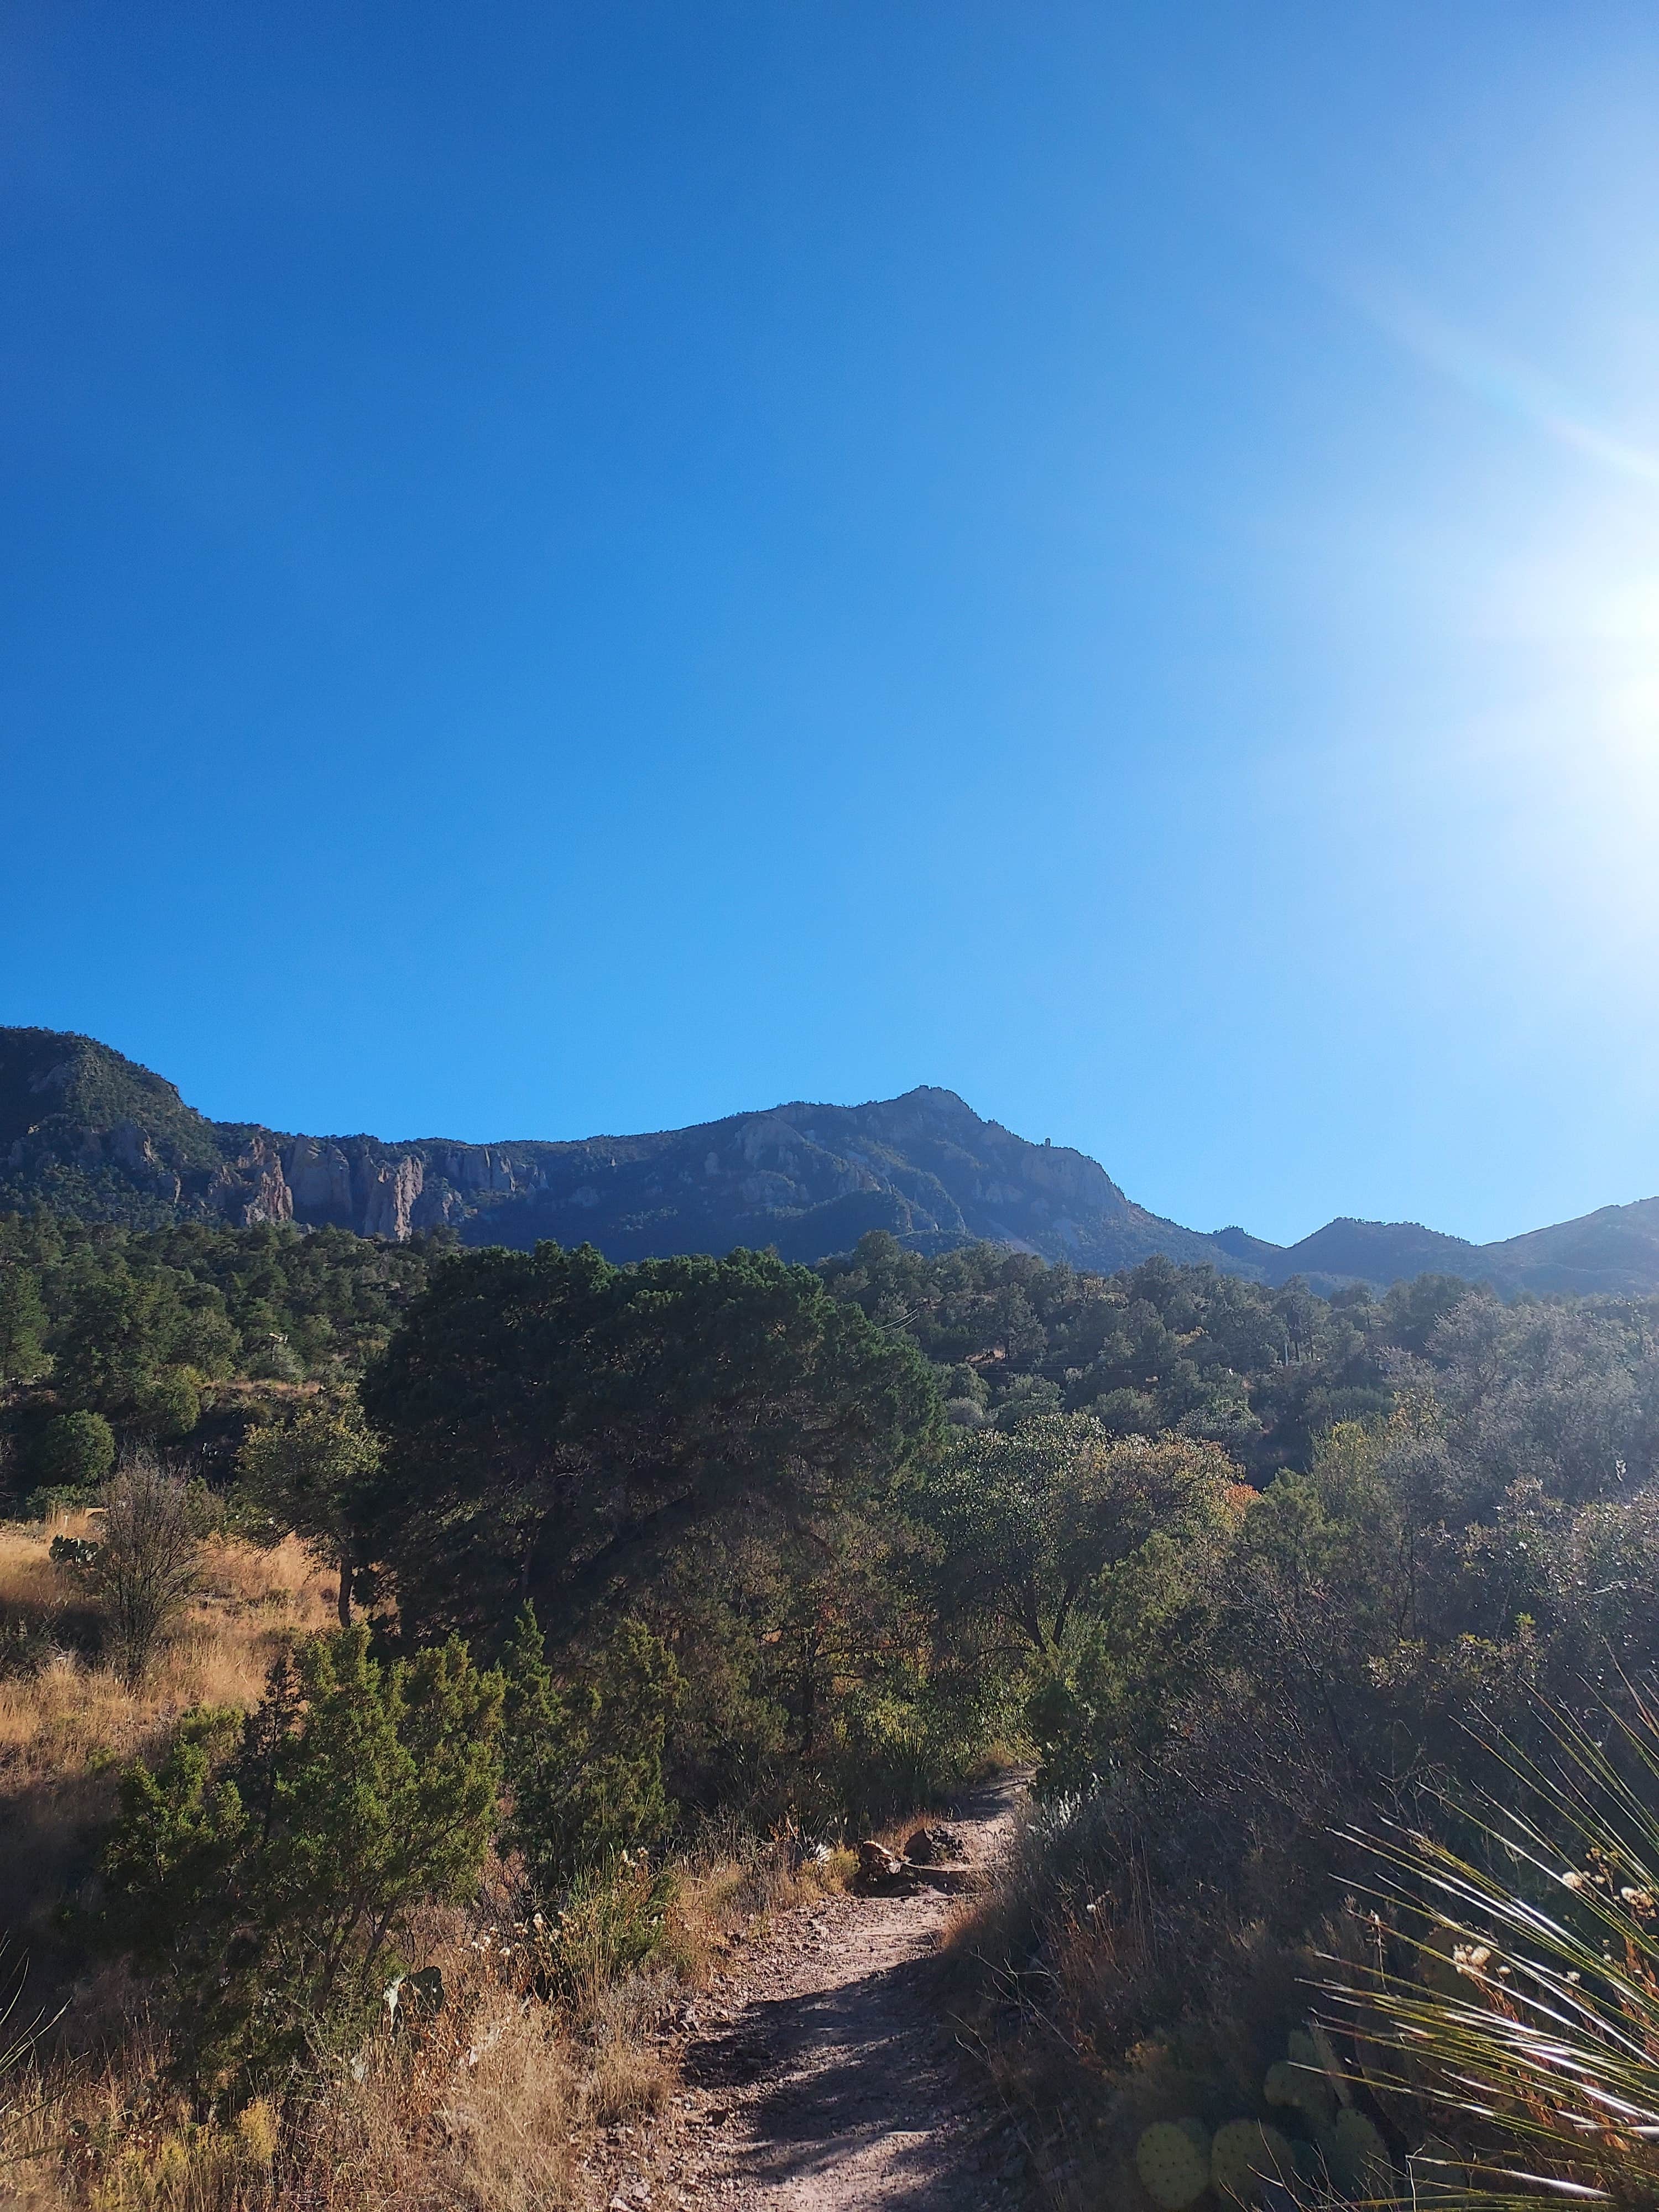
left=6, top=2, right=1659, bottom=1247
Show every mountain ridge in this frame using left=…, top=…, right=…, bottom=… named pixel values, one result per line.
left=4, top=1024, right=1657, bottom=1295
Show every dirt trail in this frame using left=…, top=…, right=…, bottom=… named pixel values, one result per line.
left=590, top=1776, right=1028, bottom=2212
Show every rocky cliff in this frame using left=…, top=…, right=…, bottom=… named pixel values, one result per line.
left=9, top=1026, right=1659, bottom=1295
left=0, top=1028, right=1239, bottom=1271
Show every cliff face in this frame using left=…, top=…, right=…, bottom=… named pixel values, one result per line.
left=12, top=1026, right=1659, bottom=1297
left=0, top=1028, right=1241, bottom=1272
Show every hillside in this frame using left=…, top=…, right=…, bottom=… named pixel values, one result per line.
left=0, top=1027, right=1239, bottom=1273
left=7, top=1025, right=1659, bottom=1293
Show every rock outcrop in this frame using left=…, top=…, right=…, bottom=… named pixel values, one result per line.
left=0, top=1026, right=1235, bottom=1271
left=9, top=1025, right=1659, bottom=1296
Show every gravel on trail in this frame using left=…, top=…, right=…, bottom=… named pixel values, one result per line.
left=586, top=1775, right=1030, bottom=2212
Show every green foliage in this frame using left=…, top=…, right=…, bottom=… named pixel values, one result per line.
left=100, top=1625, right=503, bottom=2105
left=822, top=1235, right=1397, bottom=1479
left=30, top=1406, right=114, bottom=1492
left=236, top=1396, right=382, bottom=1624
left=0, top=1210, right=433, bottom=1432
left=50, top=1261, right=235, bottom=1412
left=913, top=1415, right=1240, bottom=1660
left=133, top=1366, right=201, bottom=1439
left=362, top=1240, right=942, bottom=1643
left=500, top=1602, right=681, bottom=1896
left=0, top=1261, right=49, bottom=1384
left=540, top=1855, right=680, bottom=1991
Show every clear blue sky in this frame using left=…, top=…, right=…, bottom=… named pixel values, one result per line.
left=6, top=2, right=1659, bottom=1247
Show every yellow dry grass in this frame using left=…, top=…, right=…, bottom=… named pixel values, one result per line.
left=0, top=1515, right=336, bottom=1953
left=0, top=1515, right=869, bottom=2211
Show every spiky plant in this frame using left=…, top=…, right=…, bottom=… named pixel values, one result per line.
left=0, top=1945, right=62, bottom=2167
left=1322, top=1686, right=1659, bottom=2209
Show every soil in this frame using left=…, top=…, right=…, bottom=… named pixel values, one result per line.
left=586, top=1774, right=1030, bottom=2212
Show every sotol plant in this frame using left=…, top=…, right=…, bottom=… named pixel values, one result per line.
left=1325, top=1686, right=1659, bottom=2208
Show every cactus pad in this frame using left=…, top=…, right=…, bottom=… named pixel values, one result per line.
left=1322, top=2109, right=1394, bottom=2198
left=1275, top=2030, right=1338, bottom=2128
left=1263, top=2061, right=1298, bottom=2106
left=1291, top=2139, right=1324, bottom=2188
left=1136, top=2121, right=1211, bottom=2209
left=1211, top=2120, right=1295, bottom=2204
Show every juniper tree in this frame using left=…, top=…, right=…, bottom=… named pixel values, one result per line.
left=101, top=1624, right=504, bottom=2105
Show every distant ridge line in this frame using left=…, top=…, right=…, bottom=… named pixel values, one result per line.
left=2, top=1025, right=1657, bottom=1296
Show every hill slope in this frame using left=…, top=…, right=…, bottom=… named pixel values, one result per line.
left=7, top=1026, right=1659, bottom=1293
left=0, top=1028, right=1243, bottom=1272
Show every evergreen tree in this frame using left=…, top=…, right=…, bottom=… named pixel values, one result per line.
left=101, top=1624, right=504, bottom=2105
left=500, top=1601, right=681, bottom=1895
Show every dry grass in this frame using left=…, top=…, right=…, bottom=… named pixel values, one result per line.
left=0, top=1515, right=877, bottom=2210
left=0, top=1515, right=336, bottom=1980
left=0, top=1843, right=863, bottom=2212
left=2, top=1937, right=585, bottom=2211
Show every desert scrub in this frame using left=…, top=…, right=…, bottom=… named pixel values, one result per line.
left=1322, top=1684, right=1659, bottom=2208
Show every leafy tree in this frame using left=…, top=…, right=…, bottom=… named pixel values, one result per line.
left=30, top=1407, right=114, bottom=1494
left=914, top=1415, right=1239, bottom=1661
left=48, top=1264, right=230, bottom=1411
left=1383, top=1269, right=1478, bottom=1355
left=361, top=1241, right=941, bottom=1644
left=500, top=1601, right=681, bottom=1893
left=237, top=1396, right=382, bottom=1626
left=101, top=1625, right=503, bottom=2104
left=133, top=1366, right=201, bottom=1439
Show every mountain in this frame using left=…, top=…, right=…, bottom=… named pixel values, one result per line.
left=1209, top=1207, right=1659, bottom=1299
left=0, top=1027, right=1242, bottom=1272
left=1223, top=1218, right=1488, bottom=1295
left=7, top=1025, right=1659, bottom=1296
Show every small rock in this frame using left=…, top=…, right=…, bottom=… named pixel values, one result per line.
left=904, top=1823, right=968, bottom=1865
left=855, top=1839, right=917, bottom=1892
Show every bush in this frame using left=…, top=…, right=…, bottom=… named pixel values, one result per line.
left=133, top=1367, right=201, bottom=1439
left=30, top=1408, right=114, bottom=1493
left=100, top=1624, right=505, bottom=2106
left=1326, top=1688, right=1659, bottom=2209
left=85, top=1458, right=204, bottom=1682
left=502, top=1605, right=681, bottom=1898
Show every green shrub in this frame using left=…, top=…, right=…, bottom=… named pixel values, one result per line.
left=30, top=1408, right=114, bottom=1492
left=539, top=1855, right=678, bottom=1991
left=501, top=1604, right=681, bottom=1898
left=100, top=1624, right=504, bottom=2106
left=133, top=1366, right=201, bottom=1438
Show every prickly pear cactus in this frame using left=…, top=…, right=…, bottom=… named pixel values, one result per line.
left=1262, top=2060, right=1298, bottom=2106
left=1210, top=2120, right=1295, bottom=2204
left=1136, top=2121, right=1211, bottom=2209
left=1177, top=2119, right=1212, bottom=2156
left=1291, top=2138, right=1324, bottom=2188
left=1277, top=2030, right=1338, bottom=2129
left=1321, top=2109, right=1394, bottom=2198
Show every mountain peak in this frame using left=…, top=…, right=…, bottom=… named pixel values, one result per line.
left=8, top=1025, right=1659, bottom=1298
left=0, top=1027, right=1182, bottom=1271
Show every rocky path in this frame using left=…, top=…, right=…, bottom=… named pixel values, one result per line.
left=591, top=1777, right=1029, bottom=2212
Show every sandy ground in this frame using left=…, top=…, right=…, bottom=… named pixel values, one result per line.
left=586, top=1777, right=1030, bottom=2212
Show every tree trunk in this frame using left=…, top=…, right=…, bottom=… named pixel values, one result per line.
left=337, top=1539, right=353, bottom=1628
